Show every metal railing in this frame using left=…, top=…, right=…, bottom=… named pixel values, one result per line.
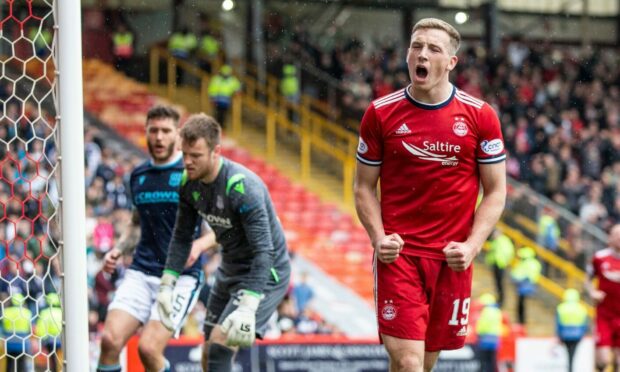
left=148, top=46, right=604, bottom=313
left=503, top=179, right=608, bottom=269
left=492, top=221, right=594, bottom=317
left=149, top=46, right=357, bottom=205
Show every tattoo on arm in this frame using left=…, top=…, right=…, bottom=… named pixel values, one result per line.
left=115, top=210, right=141, bottom=255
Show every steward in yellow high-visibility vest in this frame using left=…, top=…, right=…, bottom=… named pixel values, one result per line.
left=28, top=27, right=52, bottom=57
left=538, top=208, right=560, bottom=252
left=556, top=288, right=588, bottom=372
left=168, top=28, right=197, bottom=59
left=476, top=293, right=503, bottom=372
left=280, top=64, right=300, bottom=123
left=35, top=293, right=63, bottom=371
left=197, top=33, right=220, bottom=73
left=280, top=64, right=300, bottom=102
left=2, top=293, right=33, bottom=371
left=511, top=246, right=542, bottom=324
left=168, top=28, right=198, bottom=85
left=199, top=34, right=219, bottom=59
left=112, top=24, right=134, bottom=59
left=208, top=65, right=241, bottom=125
left=486, top=229, right=514, bottom=306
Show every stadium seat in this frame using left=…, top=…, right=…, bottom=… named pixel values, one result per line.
left=84, top=59, right=376, bottom=304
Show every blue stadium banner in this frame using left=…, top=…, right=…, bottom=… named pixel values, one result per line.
left=144, top=338, right=480, bottom=372
left=238, top=343, right=389, bottom=371
left=237, top=343, right=480, bottom=372
left=157, top=342, right=389, bottom=371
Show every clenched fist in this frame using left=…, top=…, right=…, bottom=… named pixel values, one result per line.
left=374, top=234, right=404, bottom=264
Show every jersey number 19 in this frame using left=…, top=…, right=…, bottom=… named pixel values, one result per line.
left=448, top=297, right=470, bottom=326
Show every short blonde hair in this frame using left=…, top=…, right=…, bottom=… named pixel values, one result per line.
left=411, top=18, right=461, bottom=55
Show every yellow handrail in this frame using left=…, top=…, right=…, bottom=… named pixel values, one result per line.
left=149, top=46, right=592, bottom=311
left=246, top=63, right=336, bottom=119
left=511, top=213, right=572, bottom=253
left=495, top=221, right=594, bottom=317
left=244, top=62, right=358, bottom=153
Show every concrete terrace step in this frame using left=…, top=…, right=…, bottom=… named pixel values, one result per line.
left=472, top=259, right=556, bottom=336
left=149, top=81, right=558, bottom=337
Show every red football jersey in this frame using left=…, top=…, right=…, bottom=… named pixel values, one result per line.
left=357, top=85, right=505, bottom=260
left=590, top=248, right=620, bottom=315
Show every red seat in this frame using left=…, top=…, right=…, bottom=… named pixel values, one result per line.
left=82, top=59, right=380, bottom=302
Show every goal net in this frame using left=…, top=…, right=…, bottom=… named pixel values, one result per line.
left=1, top=1, right=88, bottom=370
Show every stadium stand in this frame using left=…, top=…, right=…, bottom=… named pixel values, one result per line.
left=84, top=51, right=550, bottom=344
left=147, top=31, right=606, bottom=333
left=269, top=21, right=620, bottom=239
left=260, top=22, right=619, bottom=271
left=0, top=66, right=349, bottom=368
left=82, top=59, right=375, bottom=317
left=3, top=1, right=619, bottom=369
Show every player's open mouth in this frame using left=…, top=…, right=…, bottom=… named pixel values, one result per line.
left=416, top=66, right=428, bottom=79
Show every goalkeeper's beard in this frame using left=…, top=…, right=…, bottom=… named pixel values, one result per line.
left=148, top=141, right=176, bottom=163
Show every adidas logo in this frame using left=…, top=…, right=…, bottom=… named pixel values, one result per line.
left=456, top=326, right=468, bottom=337
left=395, top=123, right=411, bottom=135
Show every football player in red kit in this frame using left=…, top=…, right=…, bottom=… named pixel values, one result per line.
left=587, top=224, right=620, bottom=372
left=354, top=18, right=506, bottom=372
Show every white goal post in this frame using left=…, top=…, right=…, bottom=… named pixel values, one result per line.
left=57, top=0, right=89, bottom=369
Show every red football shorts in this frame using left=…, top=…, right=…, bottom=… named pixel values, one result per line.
left=595, top=310, right=620, bottom=347
left=375, top=254, right=473, bottom=351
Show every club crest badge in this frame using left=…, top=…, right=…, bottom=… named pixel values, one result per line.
left=453, top=117, right=468, bottom=137
left=382, top=300, right=397, bottom=321
left=169, top=172, right=182, bottom=187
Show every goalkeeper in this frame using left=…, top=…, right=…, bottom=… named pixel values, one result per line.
left=157, top=113, right=290, bottom=371
left=97, top=105, right=217, bottom=372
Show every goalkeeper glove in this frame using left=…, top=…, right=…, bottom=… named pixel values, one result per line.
left=221, top=290, right=262, bottom=347
left=157, top=271, right=178, bottom=332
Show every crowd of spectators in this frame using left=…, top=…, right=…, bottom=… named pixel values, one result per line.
left=1, top=85, right=338, bottom=370
left=0, top=95, right=60, bottom=315
left=456, top=42, right=619, bottom=234
left=263, top=19, right=409, bottom=120
left=16, top=13, right=620, bottom=354
left=82, top=126, right=338, bottom=342
left=0, top=90, right=64, bottom=369
left=263, top=16, right=620, bottom=236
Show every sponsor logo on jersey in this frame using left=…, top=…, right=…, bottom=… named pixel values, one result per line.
left=135, top=191, right=179, bottom=204
left=357, top=137, right=368, bottom=154
left=216, top=195, right=224, bottom=209
left=138, top=175, right=146, bottom=185
left=402, top=140, right=460, bottom=166
left=169, top=172, right=182, bottom=187
left=382, top=300, right=397, bottom=321
left=239, top=203, right=255, bottom=213
left=198, top=210, right=233, bottom=229
left=480, top=139, right=504, bottom=155
left=456, top=326, right=468, bottom=337
left=453, top=117, right=468, bottom=137
left=395, top=123, right=412, bottom=135
left=233, top=181, right=245, bottom=195
left=602, top=268, right=620, bottom=283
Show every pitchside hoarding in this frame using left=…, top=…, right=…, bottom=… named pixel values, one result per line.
left=127, top=337, right=482, bottom=372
